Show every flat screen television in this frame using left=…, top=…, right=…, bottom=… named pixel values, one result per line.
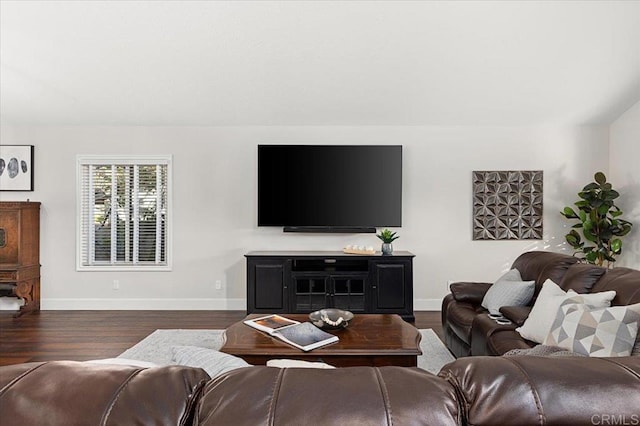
left=258, top=145, right=402, bottom=232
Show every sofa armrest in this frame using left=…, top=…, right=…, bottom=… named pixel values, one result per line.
left=439, top=356, right=640, bottom=426
left=449, top=282, right=492, bottom=304
left=499, top=306, right=531, bottom=326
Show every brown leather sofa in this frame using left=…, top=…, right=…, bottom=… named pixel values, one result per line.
left=2, top=250, right=639, bottom=425
left=1, top=356, right=639, bottom=425
left=0, top=361, right=210, bottom=425
left=442, top=251, right=640, bottom=358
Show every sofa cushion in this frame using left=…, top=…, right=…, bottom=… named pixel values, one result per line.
left=439, top=356, right=640, bottom=426
left=481, top=269, right=535, bottom=315
left=486, top=329, right=536, bottom=355
left=516, top=279, right=616, bottom=344
left=194, top=366, right=461, bottom=425
left=511, top=251, right=578, bottom=294
left=172, top=346, right=251, bottom=378
left=591, top=267, right=640, bottom=306
left=559, top=263, right=607, bottom=293
left=0, top=361, right=209, bottom=426
left=544, top=297, right=640, bottom=357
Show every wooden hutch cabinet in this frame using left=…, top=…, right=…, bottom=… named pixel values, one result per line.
left=0, top=202, right=41, bottom=317
left=246, top=251, right=415, bottom=321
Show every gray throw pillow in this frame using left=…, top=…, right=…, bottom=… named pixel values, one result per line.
left=481, top=269, right=535, bottom=315
left=171, top=345, right=251, bottom=378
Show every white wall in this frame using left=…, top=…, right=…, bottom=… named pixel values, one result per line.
left=0, top=125, right=609, bottom=310
left=610, top=101, right=640, bottom=268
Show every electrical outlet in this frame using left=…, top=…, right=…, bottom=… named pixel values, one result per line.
left=113, top=280, right=120, bottom=290
left=215, top=280, right=222, bottom=290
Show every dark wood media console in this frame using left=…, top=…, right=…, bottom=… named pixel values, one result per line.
left=245, top=251, right=415, bottom=321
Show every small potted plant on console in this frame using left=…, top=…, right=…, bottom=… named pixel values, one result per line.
left=377, top=229, right=399, bottom=255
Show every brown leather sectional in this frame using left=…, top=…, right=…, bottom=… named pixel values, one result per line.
left=442, top=251, right=640, bottom=357
left=1, top=356, right=639, bottom=426
left=2, top=250, right=638, bottom=425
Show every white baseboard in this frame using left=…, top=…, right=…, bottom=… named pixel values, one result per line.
left=41, top=298, right=246, bottom=310
left=40, top=297, right=442, bottom=312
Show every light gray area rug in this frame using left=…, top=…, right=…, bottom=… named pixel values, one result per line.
left=118, top=328, right=455, bottom=374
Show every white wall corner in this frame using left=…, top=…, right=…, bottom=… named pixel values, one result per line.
left=609, top=100, right=640, bottom=268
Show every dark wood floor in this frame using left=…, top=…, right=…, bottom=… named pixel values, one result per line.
left=0, top=310, right=443, bottom=366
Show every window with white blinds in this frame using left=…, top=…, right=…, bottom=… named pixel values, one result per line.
left=77, top=155, right=172, bottom=271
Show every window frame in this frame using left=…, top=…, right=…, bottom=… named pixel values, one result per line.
left=76, top=154, right=173, bottom=272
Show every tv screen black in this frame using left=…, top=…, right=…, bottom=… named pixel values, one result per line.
left=258, top=145, right=402, bottom=231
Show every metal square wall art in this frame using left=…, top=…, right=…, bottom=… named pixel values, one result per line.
left=473, top=170, right=543, bottom=240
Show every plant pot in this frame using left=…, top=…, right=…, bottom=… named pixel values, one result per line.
left=381, top=243, right=393, bottom=255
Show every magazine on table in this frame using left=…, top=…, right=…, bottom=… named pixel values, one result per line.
left=244, top=314, right=339, bottom=352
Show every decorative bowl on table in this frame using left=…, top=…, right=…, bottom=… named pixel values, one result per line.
left=309, top=308, right=354, bottom=330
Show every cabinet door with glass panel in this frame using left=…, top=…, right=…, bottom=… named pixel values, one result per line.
left=330, top=273, right=367, bottom=313
left=291, top=272, right=367, bottom=313
left=291, top=273, right=329, bottom=312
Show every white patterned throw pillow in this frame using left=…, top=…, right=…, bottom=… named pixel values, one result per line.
left=516, top=279, right=616, bottom=344
left=481, top=269, right=535, bottom=315
left=544, top=297, right=640, bottom=357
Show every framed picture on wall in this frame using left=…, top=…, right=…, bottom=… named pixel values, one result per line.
left=0, top=145, right=34, bottom=191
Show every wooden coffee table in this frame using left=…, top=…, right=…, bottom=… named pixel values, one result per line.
left=220, top=314, right=421, bottom=367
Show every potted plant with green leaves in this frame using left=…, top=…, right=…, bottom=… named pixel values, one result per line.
left=560, top=172, right=633, bottom=268
left=376, top=229, right=399, bottom=255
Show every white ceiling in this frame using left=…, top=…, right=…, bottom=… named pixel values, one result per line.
left=1, top=1, right=639, bottom=126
